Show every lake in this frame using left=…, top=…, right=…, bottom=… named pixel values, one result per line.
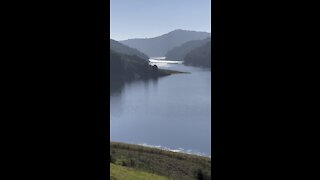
left=110, top=60, right=211, bottom=156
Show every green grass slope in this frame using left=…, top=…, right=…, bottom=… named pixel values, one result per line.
left=110, top=163, right=168, bottom=180
left=110, top=142, right=212, bottom=180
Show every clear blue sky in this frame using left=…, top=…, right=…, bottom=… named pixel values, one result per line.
left=110, top=0, right=211, bottom=41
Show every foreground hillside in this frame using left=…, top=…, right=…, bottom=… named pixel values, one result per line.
left=110, top=142, right=212, bottom=180
left=110, top=163, right=168, bottom=180
left=120, top=29, right=211, bottom=57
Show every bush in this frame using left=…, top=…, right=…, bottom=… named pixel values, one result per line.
left=122, top=161, right=127, bottom=167
left=194, top=168, right=211, bottom=180
left=110, top=154, right=116, bottom=164
left=130, top=159, right=135, bottom=167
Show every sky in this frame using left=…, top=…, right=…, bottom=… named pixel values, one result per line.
left=110, top=0, right=211, bottom=41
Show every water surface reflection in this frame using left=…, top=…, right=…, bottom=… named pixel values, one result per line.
left=110, top=63, right=211, bottom=156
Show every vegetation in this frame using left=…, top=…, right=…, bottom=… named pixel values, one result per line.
left=165, top=37, right=211, bottom=61
left=184, top=40, right=211, bottom=68
left=110, top=163, right=168, bottom=180
left=120, top=29, right=211, bottom=57
left=110, top=32, right=212, bottom=179
left=110, top=142, right=212, bottom=180
left=110, top=50, right=160, bottom=82
left=110, top=50, right=187, bottom=94
left=110, top=39, right=149, bottom=60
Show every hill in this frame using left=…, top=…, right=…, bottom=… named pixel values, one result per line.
left=110, top=163, right=168, bottom=180
left=110, top=50, right=156, bottom=82
left=110, top=39, right=149, bottom=60
left=120, top=29, right=211, bottom=57
left=110, top=142, right=212, bottom=180
left=165, top=37, right=211, bottom=61
left=110, top=50, right=185, bottom=94
left=184, top=40, right=211, bottom=68
left=110, top=50, right=184, bottom=82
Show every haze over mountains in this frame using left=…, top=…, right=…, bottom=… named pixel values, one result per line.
left=184, top=40, right=211, bottom=68
left=109, top=29, right=212, bottom=87
left=120, top=29, right=211, bottom=57
left=166, top=37, right=211, bottom=61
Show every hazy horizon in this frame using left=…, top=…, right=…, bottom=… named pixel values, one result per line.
left=111, top=0, right=211, bottom=41
left=110, top=29, right=211, bottom=41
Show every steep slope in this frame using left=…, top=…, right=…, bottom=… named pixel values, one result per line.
left=184, top=40, right=211, bottom=68
left=120, top=29, right=211, bottom=57
left=110, top=50, right=155, bottom=82
left=110, top=50, right=182, bottom=84
left=165, top=37, right=211, bottom=61
left=110, top=39, right=149, bottom=60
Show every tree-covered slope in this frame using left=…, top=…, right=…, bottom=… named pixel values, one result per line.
left=120, top=29, right=211, bottom=57
left=110, top=50, right=156, bottom=82
left=111, top=50, right=185, bottom=81
left=165, top=37, right=211, bottom=61
left=184, top=40, right=211, bottom=68
left=110, top=39, right=149, bottom=60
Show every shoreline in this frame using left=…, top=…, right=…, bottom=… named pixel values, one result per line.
left=110, top=141, right=211, bottom=160
left=110, top=141, right=212, bottom=179
left=137, top=142, right=211, bottom=158
left=158, top=68, right=190, bottom=76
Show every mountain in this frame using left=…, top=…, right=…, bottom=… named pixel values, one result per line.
left=120, top=29, right=211, bottom=57
left=165, top=37, right=211, bottom=61
left=110, top=39, right=149, bottom=60
left=184, top=40, right=211, bottom=68
left=110, top=50, right=177, bottom=84
left=110, top=49, right=153, bottom=82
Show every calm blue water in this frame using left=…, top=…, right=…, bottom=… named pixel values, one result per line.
left=110, top=61, right=211, bottom=156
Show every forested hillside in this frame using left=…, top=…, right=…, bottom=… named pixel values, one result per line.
left=184, top=40, right=211, bottom=68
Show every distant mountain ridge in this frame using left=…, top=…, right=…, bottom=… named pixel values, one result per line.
left=165, top=37, right=211, bottom=61
left=110, top=39, right=149, bottom=60
left=184, top=40, right=211, bottom=68
left=120, top=29, right=211, bottom=57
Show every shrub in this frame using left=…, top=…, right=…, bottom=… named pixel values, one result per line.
left=194, top=168, right=211, bottom=180
left=110, top=154, right=116, bottom=164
